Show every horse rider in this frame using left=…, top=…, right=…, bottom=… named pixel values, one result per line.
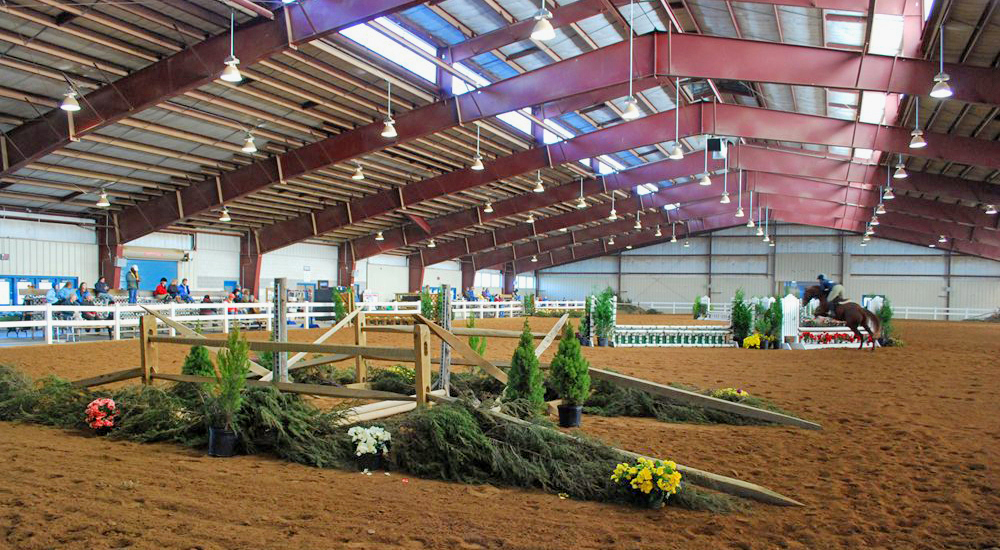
left=816, top=274, right=846, bottom=318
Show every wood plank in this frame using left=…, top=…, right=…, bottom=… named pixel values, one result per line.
left=535, top=313, right=568, bottom=358
left=355, top=310, right=368, bottom=382
left=427, top=393, right=804, bottom=507
left=139, top=315, right=157, bottom=385
left=289, top=353, right=353, bottom=370
left=260, top=309, right=360, bottom=381
left=70, top=367, right=144, bottom=388
left=140, top=306, right=269, bottom=377
left=364, top=325, right=551, bottom=338
left=147, top=336, right=415, bottom=363
left=413, top=324, right=431, bottom=405
left=588, top=368, right=822, bottom=430
left=151, top=372, right=416, bottom=401
left=414, top=315, right=508, bottom=384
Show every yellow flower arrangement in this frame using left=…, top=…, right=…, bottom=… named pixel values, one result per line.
left=711, top=387, right=750, bottom=401
left=742, top=333, right=762, bottom=349
left=610, top=457, right=682, bottom=508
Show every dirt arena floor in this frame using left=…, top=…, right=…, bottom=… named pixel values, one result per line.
left=0, top=315, right=998, bottom=549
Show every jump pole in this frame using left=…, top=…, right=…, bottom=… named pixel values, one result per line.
left=273, top=277, right=289, bottom=384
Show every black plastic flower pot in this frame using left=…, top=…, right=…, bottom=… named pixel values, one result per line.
left=557, top=404, right=583, bottom=428
left=577, top=335, right=591, bottom=347
left=356, top=453, right=385, bottom=471
left=208, top=426, right=238, bottom=457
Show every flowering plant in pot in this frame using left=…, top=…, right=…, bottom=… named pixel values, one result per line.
left=347, top=426, right=392, bottom=471
left=205, top=328, right=249, bottom=457
left=549, top=322, right=591, bottom=428
left=85, top=397, right=118, bottom=435
left=610, top=457, right=682, bottom=509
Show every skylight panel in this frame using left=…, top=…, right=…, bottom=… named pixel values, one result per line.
left=858, top=91, right=887, bottom=124
left=868, top=14, right=905, bottom=56
left=341, top=23, right=437, bottom=83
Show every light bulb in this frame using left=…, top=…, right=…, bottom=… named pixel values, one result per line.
left=375, top=231, right=384, bottom=241
left=381, top=117, right=397, bottom=139
left=575, top=197, right=587, bottom=209
left=654, top=226, right=662, bottom=237
left=893, top=163, right=908, bottom=179
left=533, top=176, right=544, bottom=193
left=621, top=97, right=641, bottom=121
left=735, top=206, right=744, bottom=218
left=220, top=56, right=242, bottom=83
left=427, top=239, right=436, bottom=248
left=633, top=218, right=642, bottom=230
left=219, top=207, right=231, bottom=222
left=938, top=234, right=947, bottom=243
left=670, top=234, right=677, bottom=243
left=241, top=135, right=257, bottom=153
left=530, top=9, right=555, bottom=41
left=929, top=243, right=936, bottom=248
left=471, top=154, right=485, bottom=171
left=756, top=226, right=763, bottom=236
left=526, top=213, right=535, bottom=224
left=668, top=144, right=684, bottom=160
left=720, top=192, right=730, bottom=204
left=608, top=209, right=617, bottom=221
left=985, top=204, right=997, bottom=215
left=531, top=255, right=538, bottom=262
left=683, top=240, right=690, bottom=248
left=883, top=187, right=895, bottom=200
left=865, top=226, right=874, bottom=235
left=909, top=129, right=927, bottom=149
left=352, top=165, right=364, bottom=180
left=698, top=173, right=711, bottom=186
left=483, top=201, right=493, bottom=213
left=60, top=92, right=81, bottom=112
left=763, top=234, right=770, bottom=242
left=625, top=244, right=633, bottom=249
left=876, top=203, right=886, bottom=215
left=930, top=72, right=953, bottom=99
left=608, top=236, right=615, bottom=245
left=870, top=216, right=880, bottom=226
left=95, top=191, right=110, bottom=208
left=746, top=217, right=754, bottom=228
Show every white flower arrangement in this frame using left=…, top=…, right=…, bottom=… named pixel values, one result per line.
left=347, top=426, right=391, bottom=457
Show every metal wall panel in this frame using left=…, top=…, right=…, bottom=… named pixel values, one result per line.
left=621, top=255, right=709, bottom=274
left=0, top=218, right=95, bottom=244
left=620, top=274, right=708, bottom=303
left=851, top=255, right=947, bottom=276
left=125, top=231, right=192, bottom=250
left=710, top=236, right=770, bottom=255
left=711, top=254, right=768, bottom=275
left=0, top=237, right=98, bottom=284
left=539, top=273, right=617, bottom=300
left=541, top=256, right=617, bottom=273
left=950, top=277, right=1000, bottom=309
left=261, top=243, right=338, bottom=291
left=951, top=256, right=1000, bottom=277
left=776, top=252, right=840, bottom=281
left=851, top=276, right=948, bottom=307
left=713, top=275, right=772, bottom=299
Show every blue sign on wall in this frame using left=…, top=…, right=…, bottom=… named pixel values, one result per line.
left=119, top=259, right=178, bottom=291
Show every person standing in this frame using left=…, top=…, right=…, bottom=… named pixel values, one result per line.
left=126, top=265, right=140, bottom=304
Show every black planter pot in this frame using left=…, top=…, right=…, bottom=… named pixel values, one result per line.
left=557, top=404, right=583, bottom=428
left=208, top=426, right=238, bottom=457
left=597, top=337, right=608, bottom=347
left=577, top=335, right=591, bottom=347
left=356, top=453, right=385, bottom=471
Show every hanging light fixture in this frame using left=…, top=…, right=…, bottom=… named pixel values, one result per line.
left=219, top=207, right=231, bottom=222
left=483, top=201, right=493, bottom=213
left=735, top=169, right=744, bottom=217
left=530, top=0, right=555, bottom=41
left=471, top=125, right=485, bottom=170
left=756, top=206, right=764, bottom=236
left=220, top=11, right=242, bottom=83
left=620, top=2, right=641, bottom=121
left=427, top=239, right=436, bottom=248
left=60, top=91, right=81, bottom=112
left=699, top=146, right=711, bottom=186
left=375, top=231, right=384, bottom=241
left=533, top=170, right=545, bottom=193
left=860, top=240, right=868, bottom=247
left=865, top=225, right=874, bottom=235
left=633, top=211, right=642, bottom=230
left=986, top=204, right=998, bottom=215
left=893, top=153, right=908, bottom=179
left=746, top=191, right=755, bottom=227
left=720, top=153, right=730, bottom=203
left=870, top=215, right=880, bottom=226
left=654, top=225, right=662, bottom=237
left=876, top=202, right=887, bottom=215
left=863, top=233, right=871, bottom=242
left=683, top=239, right=690, bottom=248
left=352, top=164, right=365, bottom=180
left=930, top=29, right=953, bottom=99
left=381, top=81, right=397, bottom=139
left=883, top=187, right=895, bottom=200
left=938, top=234, right=948, bottom=243
left=608, top=235, right=616, bottom=245
left=608, top=195, right=618, bottom=220
left=560, top=227, right=568, bottom=232
left=531, top=255, right=538, bottom=263
left=669, top=77, right=684, bottom=160
left=670, top=223, right=677, bottom=243
left=95, top=190, right=110, bottom=208
left=526, top=212, right=535, bottom=224
left=769, top=239, right=775, bottom=247
left=762, top=208, right=770, bottom=241
left=910, top=100, right=926, bottom=149
left=241, top=133, right=256, bottom=153
left=625, top=244, right=633, bottom=250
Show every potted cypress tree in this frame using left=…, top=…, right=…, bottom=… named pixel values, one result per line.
left=593, top=290, right=614, bottom=347
left=730, top=289, right=753, bottom=346
left=206, top=328, right=250, bottom=457
left=503, top=319, right=545, bottom=417
left=577, top=296, right=592, bottom=346
left=549, top=322, right=591, bottom=427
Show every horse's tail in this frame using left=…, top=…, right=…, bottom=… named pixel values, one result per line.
left=863, top=308, right=883, bottom=342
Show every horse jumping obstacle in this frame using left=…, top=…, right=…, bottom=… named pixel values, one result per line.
left=780, top=294, right=881, bottom=350
left=612, top=325, right=732, bottom=347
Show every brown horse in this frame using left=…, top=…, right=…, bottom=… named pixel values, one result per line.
left=803, top=285, right=882, bottom=351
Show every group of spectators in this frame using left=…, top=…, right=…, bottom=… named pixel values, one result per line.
left=462, top=287, right=519, bottom=301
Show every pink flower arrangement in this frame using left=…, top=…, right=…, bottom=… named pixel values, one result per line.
left=86, top=397, right=118, bottom=431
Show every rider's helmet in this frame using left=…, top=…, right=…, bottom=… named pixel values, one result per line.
left=817, top=274, right=826, bottom=281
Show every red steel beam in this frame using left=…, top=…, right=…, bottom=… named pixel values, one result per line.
left=0, top=0, right=426, bottom=177
left=257, top=102, right=1000, bottom=257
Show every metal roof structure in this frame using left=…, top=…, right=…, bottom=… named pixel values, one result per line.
left=0, top=0, right=998, bottom=290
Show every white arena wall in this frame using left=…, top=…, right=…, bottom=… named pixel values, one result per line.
left=538, top=224, right=1000, bottom=310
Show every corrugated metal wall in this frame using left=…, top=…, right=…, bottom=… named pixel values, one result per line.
left=1, top=218, right=99, bottom=284
left=538, top=224, right=1000, bottom=309
left=260, top=242, right=338, bottom=290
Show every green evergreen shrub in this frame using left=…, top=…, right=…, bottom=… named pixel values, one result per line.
left=593, top=288, right=615, bottom=340
left=549, top=322, right=591, bottom=405
left=522, top=293, right=536, bottom=316
left=767, top=298, right=783, bottom=342
left=332, top=291, right=347, bottom=322
left=466, top=315, right=486, bottom=356
left=503, top=319, right=545, bottom=416
left=420, top=287, right=434, bottom=319
left=579, top=295, right=592, bottom=340
left=730, top=289, right=753, bottom=343
left=208, top=328, right=250, bottom=431
left=878, top=298, right=894, bottom=342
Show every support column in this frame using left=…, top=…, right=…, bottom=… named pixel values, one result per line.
left=338, top=244, right=355, bottom=288
left=97, top=224, right=123, bottom=289
left=531, top=107, right=545, bottom=145
left=239, top=231, right=263, bottom=298
left=408, top=257, right=425, bottom=292
left=502, top=264, right=515, bottom=295
left=461, top=260, right=475, bottom=294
